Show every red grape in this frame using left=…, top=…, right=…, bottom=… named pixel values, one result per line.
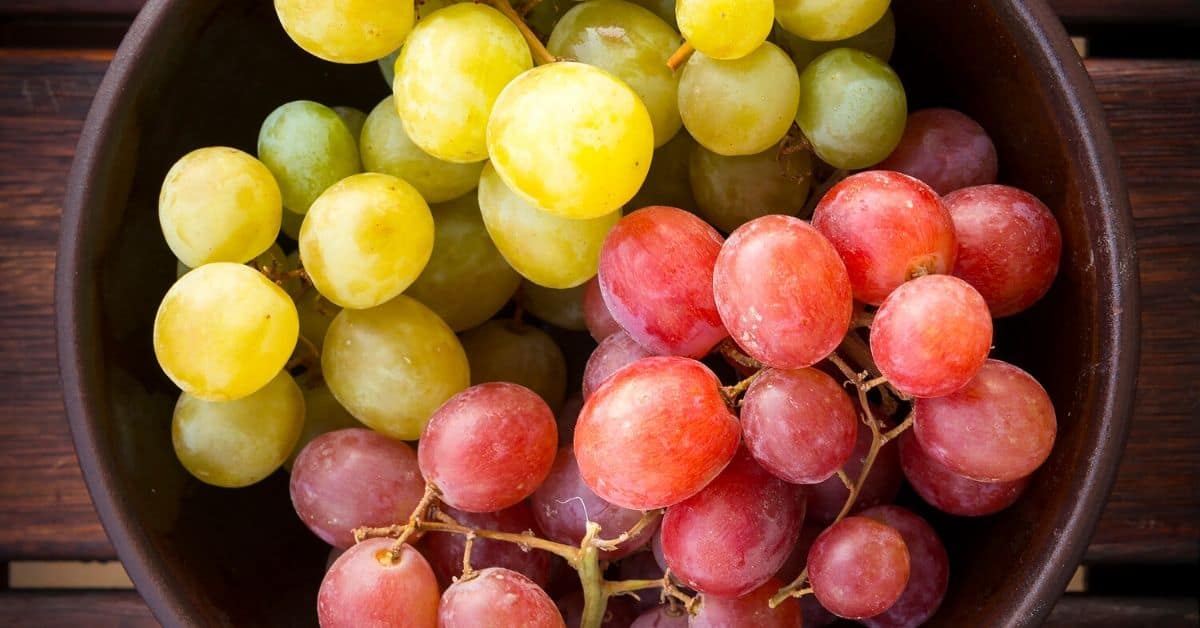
left=584, top=277, right=622, bottom=342
left=598, top=206, right=728, bottom=359
left=291, top=428, right=426, bottom=549
left=806, top=418, right=903, bottom=524
left=914, top=359, right=1056, bottom=482
left=775, top=525, right=837, bottom=627
left=558, top=393, right=583, bottom=447
left=690, top=578, right=801, bottom=628
left=318, top=538, right=439, bottom=628
left=898, top=432, right=1031, bottom=516
left=574, top=357, right=740, bottom=510
left=859, top=505, right=949, bottom=628
left=419, top=383, right=558, bottom=512
left=557, top=590, right=640, bottom=628
left=877, top=108, right=999, bottom=195
left=944, top=184, right=1063, bottom=317
left=808, top=516, right=910, bottom=619
left=811, top=170, right=957, bottom=305
left=651, top=530, right=667, bottom=572
left=741, top=367, right=858, bottom=484
left=422, top=503, right=553, bottom=588
left=870, top=274, right=993, bottom=398
left=631, top=606, right=687, bottom=628
left=713, top=215, right=853, bottom=369
left=582, top=331, right=654, bottom=400
left=616, top=551, right=666, bottom=611
left=438, top=567, right=564, bottom=628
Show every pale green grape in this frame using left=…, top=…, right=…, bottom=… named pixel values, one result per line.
left=283, top=382, right=360, bottom=470
left=548, top=0, right=683, bottom=147
left=395, top=4, right=532, bottom=163
left=154, top=263, right=298, bottom=401
left=774, top=9, right=894, bottom=71
left=678, top=43, right=800, bottom=156
left=478, top=164, right=619, bottom=289
left=322, top=295, right=470, bottom=440
left=176, top=259, right=189, bottom=279
left=629, top=0, right=676, bottom=28
left=629, top=131, right=698, bottom=210
left=360, top=96, right=484, bottom=203
left=332, top=106, right=367, bottom=141
left=173, top=370, right=305, bottom=487
left=378, top=48, right=400, bottom=87
left=405, top=193, right=522, bottom=331
left=775, top=0, right=888, bottom=42
left=295, top=288, right=341, bottom=349
left=158, top=147, right=281, bottom=268
left=518, top=281, right=588, bottom=331
left=299, top=173, right=434, bottom=309
left=526, top=0, right=582, bottom=38
left=274, top=0, right=413, bottom=63
left=795, top=48, right=906, bottom=169
left=689, top=142, right=812, bottom=232
left=676, top=0, right=773, bottom=60
left=281, top=206, right=304, bottom=240
left=461, top=320, right=568, bottom=411
left=488, top=62, right=654, bottom=219
left=258, top=101, right=361, bottom=215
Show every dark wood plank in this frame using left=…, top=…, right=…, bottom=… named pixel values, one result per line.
left=1047, top=596, right=1200, bottom=627
left=0, top=591, right=158, bottom=627
left=1048, top=0, right=1200, bottom=23
left=0, top=0, right=142, bottom=14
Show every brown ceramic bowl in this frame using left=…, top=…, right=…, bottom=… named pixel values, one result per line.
left=57, top=0, right=1138, bottom=626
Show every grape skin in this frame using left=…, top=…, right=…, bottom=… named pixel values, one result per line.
left=615, top=551, right=665, bottom=611
left=806, top=417, right=903, bottom=524
left=675, top=0, right=774, bottom=60
left=628, top=131, right=698, bottom=211
left=460, top=320, right=569, bottom=412
left=283, top=382, right=360, bottom=470
left=332, top=106, right=366, bottom=141
left=688, top=141, right=813, bottom=233
left=423, top=503, right=554, bottom=588
left=898, top=432, right=1032, bottom=517
left=775, top=9, right=895, bottom=71
left=582, top=331, right=653, bottom=399
left=583, top=277, right=622, bottom=342
left=774, top=0, right=889, bottom=42
left=274, top=0, right=413, bottom=64
left=689, top=577, right=802, bottom=627
left=293, top=288, right=340, bottom=350
left=631, top=606, right=687, bottom=627
left=257, top=100, right=361, bottom=215
left=877, top=108, right=999, bottom=195
left=519, top=282, right=590, bottom=331
left=318, top=539, right=439, bottom=628
left=808, top=516, right=910, bottom=619
left=438, top=567, right=565, bottom=628
left=557, top=590, right=640, bottom=628
left=859, top=505, right=950, bottom=628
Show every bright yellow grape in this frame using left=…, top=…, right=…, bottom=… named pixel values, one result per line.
left=775, top=0, right=889, bottom=42
left=676, top=0, right=774, bottom=60
left=360, top=96, right=484, bottom=203
left=274, top=0, right=414, bottom=63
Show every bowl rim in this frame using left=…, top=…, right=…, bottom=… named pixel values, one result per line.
left=55, top=1, right=1139, bottom=626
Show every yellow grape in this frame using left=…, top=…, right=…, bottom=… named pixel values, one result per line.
left=283, top=382, right=361, bottom=470
left=676, top=0, right=773, bottom=60
left=360, top=96, right=484, bottom=203
left=461, top=320, right=568, bottom=411
left=775, top=0, right=889, bottom=42
left=518, top=281, right=588, bottom=331
left=274, top=0, right=413, bottom=63
left=258, top=101, right=361, bottom=215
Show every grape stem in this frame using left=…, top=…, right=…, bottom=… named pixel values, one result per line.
left=851, top=303, right=875, bottom=330
left=661, top=568, right=699, bottom=611
left=720, top=370, right=762, bottom=407
left=594, top=509, right=662, bottom=551
left=515, top=0, right=542, bottom=16
left=666, top=42, right=695, bottom=70
left=285, top=333, right=321, bottom=374
left=460, top=532, right=477, bottom=579
left=836, top=469, right=854, bottom=490
left=486, top=0, right=557, bottom=65
left=716, top=338, right=764, bottom=371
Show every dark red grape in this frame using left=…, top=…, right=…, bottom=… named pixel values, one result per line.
left=422, top=503, right=553, bottom=589
left=877, top=108, right=998, bottom=195
left=631, top=606, right=687, bottom=627
left=689, top=578, right=801, bottom=627
left=859, top=505, right=949, bottom=628
left=557, top=590, right=640, bottom=628
left=898, top=432, right=1031, bottom=516
left=438, top=567, right=564, bottom=628
left=808, top=516, right=910, bottom=619
left=806, top=419, right=903, bottom=524
left=775, top=524, right=838, bottom=627
left=558, top=393, right=583, bottom=447
left=318, top=538, right=439, bottom=628
left=584, top=277, right=623, bottom=342
left=616, top=551, right=666, bottom=611
left=583, top=331, right=654, bottom=400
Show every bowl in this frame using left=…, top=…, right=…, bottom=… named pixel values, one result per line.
left=56, top=0, right=1138, bottom=625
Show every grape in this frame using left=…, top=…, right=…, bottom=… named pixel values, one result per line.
left=575, top=357, right=740, bottom=510
left=478, top=164, right=621, bottom=289
left=548, top=0, right=683, bottom=147
left=795, top=49, right=906, bottom=169
left=807, top=516, right=910, bottom=619
left=944, top=184, right=1063, bottom=317
left=360, top=96, right=486, bottom=204
left=877, top=108, right=999, bottom=195
left=322, top=295, right=470, bottom=440
left=775, top=9, right=894, bottom=71
left=159, top=147, right=281, bottom=268
left=632, top=606, right=687, bottom=628
left=294, top=289, right=341, bottom=350
left=583, top=278, right=622, bottom=342
left=405, top=194, right=522, bottom=331
left=598, top=207, right=728, bottom=358
left=688, top=141, right=813, bottom=233
left=806, top=417, right=903, bottom=524
left=460, top=320, right=568, bottom=412
left=651, top=530, right=667, bottom=571
left=690, top=578, right=802, bottom=627
left=489, top=62, right=654, bottom=220
left=275, top=0, right=413, bottom=64
left=396, top=3, right=532, bottom=163
left=526, top=0, right=582, bottom=39
left=675, top=0, right=773, bottom=60
left=318, top=539, right=439, bottom=628
left=629, top=0, right=676, bottom=27
left=284, top=383, right=360, bottom=470
left=300, top=172, right=435, bottom=309
left=557, top=393, right=583, bottom=448
left=154, top=263, right=298, bottom=401
left=582, top=331, right=653, bottom=399
left=290, top=428, right=425, bottom=548
left=678, top=44, right=800, bottom=157
left=557, top=591, right=640, bottom=628
left=775, top=0, right=888, bottom=41
left=811, top=170, right=957, bottom=305
left=774, top=525, right=838, bottom=627
left=377, top=47, right=400, bottom=86
left=419, top=383, right=558, bottom=512
left=615, top=551, right=665, bottom=611
left=628, top=131, right=698, bottom=211
left=741, top=367, right=858, bottom=484
left=171, top=370, right=304, bottom=488
left=257, top=100, right=361, bottom=215
left=439, top=567, right=564, bottom=628
left=661, top=448, right=804, bottom=597
left=423, top=503, right=553, bottom=588
left=281, top=205, right=303, bottom=240
left=897, top=432, right=1031, bottom=517
left=332, top=106, right=367, bottom=142
left=519, top=281, right=589, bottom=331
left=859, top=505, right=950, bottom=628
left=913, top=359, right=1056, bottom=482
left=712, top=215, right=852, bottom=369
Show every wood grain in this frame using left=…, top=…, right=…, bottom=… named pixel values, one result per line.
left=1048, top=0, right=1200, bottom=23
left=1047, top=596, right=1200, bottom=627
left=0, top=591, right=158, bottom=627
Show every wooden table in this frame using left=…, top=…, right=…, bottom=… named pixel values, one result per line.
left=1, top=2, right=1197, bottom=625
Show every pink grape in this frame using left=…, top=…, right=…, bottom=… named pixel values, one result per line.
left=741, top=367, right=858, bottom=484
left=631, top=606, right=687, bottom=628
left=806, top=418, right=903, bottom=524
left=914, top=359, right=1056, bottom=482
left=419, top=383, right=558, bottom=512
left=811, top=170, right=957, bottom=305
left=575, top=357, right=740, bottom=510
left=557, top=590, right=639, bottom=628
left=584, top=277, right=622, bottom=342
left=775, top=525, right=838, bottom=627
left=944, top=184, right=1063, bottom=317
left=651, top=530, right=667, bottom=572
left=318, top=538, right=439, bottom=628
left=422, top=503, right=553, bottom=588
left=291, top=428, right=426, bottom=549
left=598, top=206, right=728, bottom=358
left=616, top=551, right=665, bottom=611
left=438, top=567, right=564, bottom=628
left=582, top=331, right=654, bottom=399
left=859, top=505, right=949, bottom=628
left=870, top=274, right=993, bottom=398
left=661, top=448, right=805, bottom=597
left=690, top=578, right=801, bottom=628
left=898, top=432, right=1031, bottom=516
left=712, top=215, right=853, bottom=369
left=877, top=108, right=998, bottom=195
left=808, top=516, right=910, bottom=619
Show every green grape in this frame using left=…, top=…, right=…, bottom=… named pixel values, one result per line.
left=274, top=0, right=414, bottom=63
left=488, top=62, right=654, bottom=219
left=405, top=193, right=522, bottom=331
left=678, top=43, right=800, bottom=156
left=154, top=263, right=298, bottom=401
left=322, top=295, right=470, bottom=440
left=299, top=173, right=434, bottom=309
left=774, top=9, right=894, bottom=71
left=689, top=142, right=813, bottom=232
left=360, top=96, right=485, bottom=203
left=176, top=259, right=190, bottom=279
left=526, top=0, right=582, bottom=38
left=295, top=288, right=341, bottom=350
left=518, top=281, right=588, bottom=331
left=281, top=206, right=303, bottom=240
left=172, top=370, right=305, bottom=487
left=258, top=100, right=361, bottom=215
left=795, top=48, right=906, bottom=169
left=775, top=0, right=888, bottom=42
left=629, top=0, right=676, bottom=28
left=283, top=382, right=360, bottom=470
left=676, top=0, right=773, bottom=60
left=461, top=319, right=568, bottom=411
left=478, top=163, right=619, bottom=289
left=158, top=147, right=281, bottom=268
left=378, top=48, right=400, bottom=87
left=395, top=3, right=532, bottom=163
left=548, top=0, right=683, bottom=147
left=332, top=106, right=367, bottom=141
left=629, top=131, right=698, bottom=211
